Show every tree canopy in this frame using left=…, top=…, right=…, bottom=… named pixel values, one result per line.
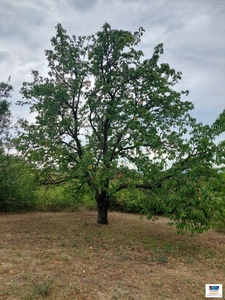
left=0, top=79, right=37, bottom=212
left=16, top=23, right=225, bottom=233
left=0, top=78, right=13, bottom=151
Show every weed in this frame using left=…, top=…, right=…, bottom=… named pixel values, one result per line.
left=85, top=235, right=93, bottom=243
left=33, top=281, right=51, bottom=296
left=204, top=249, right=214, bottom=258
left=62, top=255, right=69, bottom=261
left=151, top=252, right=168, bottom=264
left=73, top=249, right=85, bottom=258
left=82, top=221, right=89, bottom=226
left=119, top=254, right=130, bottom=261
left=160, top=292, right=170, bottom=299
left=70, top=241, right=78, bottom=248
left=142, top=238, right=157, bottom=251
left=221, top=265, right=225, bottom=276
left=187, top=256, right=195, bottom=264
left=151, top=281, right=161, bottom=287
left=163, top=242, right=173, bottom=253
left=116, top=282, right=124, bottom=289
left=142, top=255, right=149, bottom=262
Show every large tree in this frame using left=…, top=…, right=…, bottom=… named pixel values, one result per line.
left=16, top=23, right=225, bottom=233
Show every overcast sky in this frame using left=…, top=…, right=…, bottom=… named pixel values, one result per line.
left=1, top=0, right=225, bottom=141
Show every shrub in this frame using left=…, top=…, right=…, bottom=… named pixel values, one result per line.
left=0, top=154, right=36, bottom=211
left=34, top=182, right=96, bottom=212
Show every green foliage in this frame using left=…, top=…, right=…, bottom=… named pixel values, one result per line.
left=111, top=188, right=151, bottom=214
left=0, top=154, right=36, bottom=212
left=34, top=182, right=96, bottom=212
left=34, top=185, right=74, bottom=211
left=1, top=79, right=35, bottom=212
left=212, top=170, right=225, bottom=232
left=0, top=79, right=13, bottom=150
left=160, top=167, right=224, bottom=234
left=213, top=213, right=225, bottom=233
left=15, top=23, right=225, bottom=232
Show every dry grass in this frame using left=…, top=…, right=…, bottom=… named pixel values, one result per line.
left=0, top=211, right=224, bottom=300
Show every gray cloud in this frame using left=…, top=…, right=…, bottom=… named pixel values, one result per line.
left=70, top=0, right=98, bottom=11
left=0, top=0, right=224, bottom=142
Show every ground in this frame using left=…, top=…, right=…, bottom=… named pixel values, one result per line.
left=0, top=211, right=224, bottom=300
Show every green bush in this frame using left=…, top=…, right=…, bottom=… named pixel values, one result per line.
left=212, top=198, right=225, bottom=233
left=109, top=187, right=164, bottom=217
left=34, top=182, right=96, bottom=212
left=213, top=217, right=225, bottom=233
left=0, top=153, right=36, bottom=211
left=110, top=189, right=146, bottom=214
left=34, top=185, right=74, bottom=211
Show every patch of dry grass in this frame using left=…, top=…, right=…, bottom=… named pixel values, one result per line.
left=0, top=211, right=224, bottom=299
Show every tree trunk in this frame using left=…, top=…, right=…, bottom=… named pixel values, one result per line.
left=96, top=191, right=109, bottom=224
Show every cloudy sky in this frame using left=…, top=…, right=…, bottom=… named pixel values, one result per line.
left=1, top=0, right=225, bottom=141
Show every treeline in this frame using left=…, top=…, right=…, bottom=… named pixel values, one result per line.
left=1, top=150, right=225, bottom=233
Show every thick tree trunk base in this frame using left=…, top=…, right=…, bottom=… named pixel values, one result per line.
left=97, top=215, right=108, bottom=224
left=97, top=203, right=108, bottom=224
left=96, top=193, right=109, bottom=224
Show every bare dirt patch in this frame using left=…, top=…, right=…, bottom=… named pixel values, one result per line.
left=0, top=211, right=224, bottom=299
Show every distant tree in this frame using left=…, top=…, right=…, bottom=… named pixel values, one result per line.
left=0, top=154, right=36, bottom=212
left=0, top=78, right=13, bottom=150
left=0, top=79, right=37, bottom=212
left=16, top=23, right=225, bottom=233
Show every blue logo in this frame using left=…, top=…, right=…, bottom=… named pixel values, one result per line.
left=206, top=284, right=223, bottom=298
left=209, top=286, right=219, bottom=291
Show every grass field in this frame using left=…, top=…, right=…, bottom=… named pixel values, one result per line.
left=0, top=211, right=224, bottom=299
